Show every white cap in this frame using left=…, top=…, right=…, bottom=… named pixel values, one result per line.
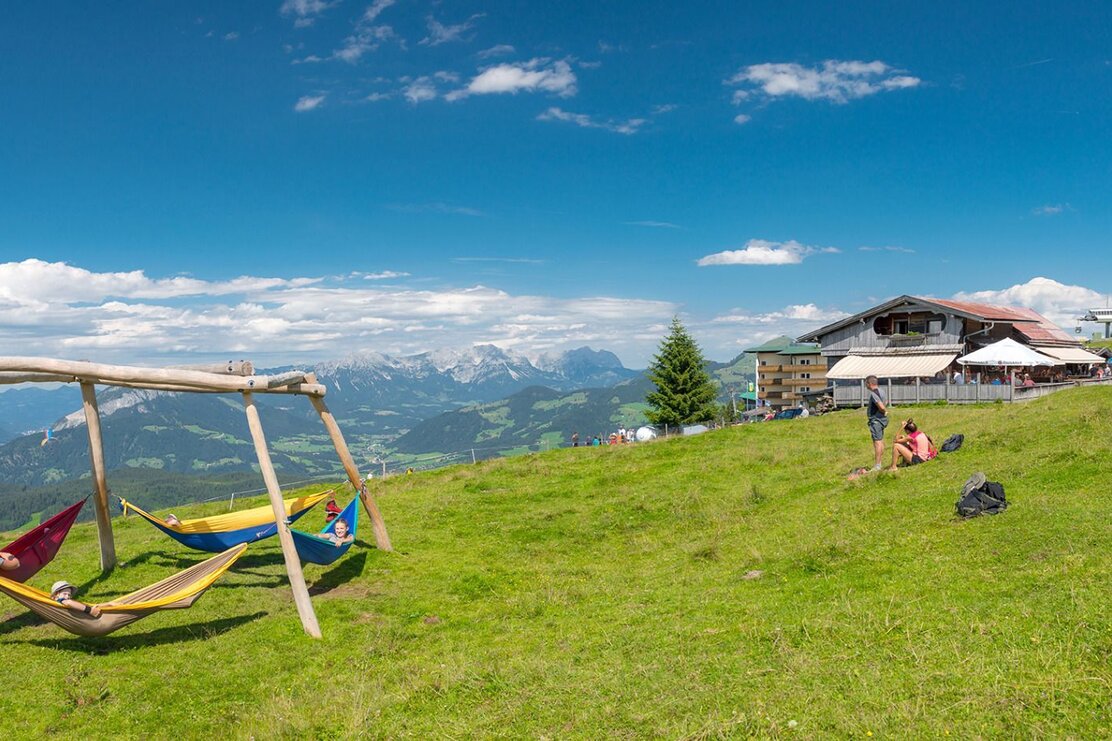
left=50, top=580, right=75, bottom=596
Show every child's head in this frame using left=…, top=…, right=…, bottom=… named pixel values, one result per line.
left=51, top=581, right=76, bottom=601
left=333, top=519, right=349, bottom=538
left=903, top=418, right=918, bottom=433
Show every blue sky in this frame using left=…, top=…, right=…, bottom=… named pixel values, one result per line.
left=1, top=1, right=1110, bottom=366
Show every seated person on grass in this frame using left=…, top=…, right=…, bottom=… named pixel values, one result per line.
left=889, top=418, right=937, bottom=471
left=0, top=551, right=20, bottom=571
left=50, top=580, right=102, bottom=617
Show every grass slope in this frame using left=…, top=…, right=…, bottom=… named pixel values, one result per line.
left=0, top=388, right=1109, bottom=738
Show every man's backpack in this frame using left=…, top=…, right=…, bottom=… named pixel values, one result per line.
left=956, top=477, right=1007, bottom=518
left=940, top=434, right=964, bottom=453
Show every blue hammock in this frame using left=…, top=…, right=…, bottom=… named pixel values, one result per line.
left=119, top=492, right=331, bottom=553
left=291, top=497, right=358, bottom=565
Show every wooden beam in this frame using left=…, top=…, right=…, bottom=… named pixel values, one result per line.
left=167, top=360, right=254, bottom=376
left=0, top=370, right=325, bottom=396
left=308, top=395, right=393, bottom=552
left=0, top=356, right=304, bottom=393
left=80, top=383, right=116, bottom=571
left=242, top=392, right=322, bottom=638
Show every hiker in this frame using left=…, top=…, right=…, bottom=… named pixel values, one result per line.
left=50, top=581, right=101, bottom=617
left=571, top=431, right=579, bottom=447
left=326, top=518, right=354, bottom=547
left=889, top=418, right=936, bottom=470
left=865, top=375, right=888, bottom=471
left=0, top=551, right=19, bottom=571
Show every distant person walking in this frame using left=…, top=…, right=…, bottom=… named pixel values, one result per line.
left=866, top=374, right=888, bottom=471
left=571, top=431, right=579, bottom=447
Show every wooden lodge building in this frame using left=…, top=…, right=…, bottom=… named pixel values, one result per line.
left=794, top=296, right=1105, bottom=406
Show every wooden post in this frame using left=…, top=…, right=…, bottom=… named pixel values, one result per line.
left=915, top=376, right=921, bottom=404
left=80, top=382, right=117, bottom=571
left=308, top=396, right=392, bottom=552
left=243, top=392, right=322, bottom=639
left=471, top=449, right=477, bottom=464
left=887, top=378, right=892, bottom=407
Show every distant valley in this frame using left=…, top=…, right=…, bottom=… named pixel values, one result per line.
left=0, top=346, right=752, bottom=528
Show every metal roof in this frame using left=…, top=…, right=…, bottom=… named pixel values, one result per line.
left=797, top=295, right=1080, bottom=348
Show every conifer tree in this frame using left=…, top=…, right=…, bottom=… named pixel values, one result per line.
left=645, top=317, right=719, bottom=426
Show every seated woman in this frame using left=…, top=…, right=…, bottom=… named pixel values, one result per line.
left=50, top=580, right=102, bottom=617
left=326, top=518, right=354, bottom=548
left=0, top=551, right=20, bottom=572
left=888, top=418, right=937, bottom=471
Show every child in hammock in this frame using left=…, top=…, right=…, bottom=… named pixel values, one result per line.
left=0, top=551, right=20, bottom=571
left=50, top=580, right=102, bottom=617
left=326, top=518, right=354, bottom=547
left=164, top=513, right=181, bottom=527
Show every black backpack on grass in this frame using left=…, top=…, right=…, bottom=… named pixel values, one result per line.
left=956, top=477, right=1007, bottom=518
left=940, top=434, right=964, bottom=453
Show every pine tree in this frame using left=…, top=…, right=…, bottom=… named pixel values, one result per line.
left=645, top=317, right=719, bottom=426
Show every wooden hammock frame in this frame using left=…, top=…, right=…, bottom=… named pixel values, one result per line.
left=0, top=356, right=392, bottom=638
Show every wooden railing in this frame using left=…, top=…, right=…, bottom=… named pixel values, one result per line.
left=833, top=377, right=1112, bottom=406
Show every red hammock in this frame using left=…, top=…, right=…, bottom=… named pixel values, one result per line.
left=1, top=499, right=86, bottom=583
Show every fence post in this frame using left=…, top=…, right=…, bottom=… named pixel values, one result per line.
left=471, top=449, right=477, bottom=464
left=886, top=378, right=892, bottom=408
left=915, top=376, right=921, bottom=404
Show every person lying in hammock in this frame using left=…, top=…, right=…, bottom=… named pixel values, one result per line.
left=164, top=514, right=181, bottom=527
left=0, top=551, right=19, bottom=571
left=326, top=518, right=354, bottom=547
left=50, top=580, right=102, bottom=617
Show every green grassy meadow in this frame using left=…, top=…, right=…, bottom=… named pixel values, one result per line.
left=1, top=387, right=1110, bottom=738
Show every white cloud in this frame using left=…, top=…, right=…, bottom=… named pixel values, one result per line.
left=365, top=91, right=392, bottom=102
left=420, top=14, right=484, bottom=46
left=727, top=59, right=921, bottom=106
left=403, top=77, right=438, bottom=103
left=362, top=0, right=395, bottom=22
left=294, top=94, right=326, bottom=112
left=478, top=44, right=515, bottom=59
left=624, top=221, right=681, bottom=229
left=0, top=260, right=679, bottom=365
left=1032, top=203, right=1072, bottom=216
left=859, top=245, right=915, bottom=253
left=362, top=271, right=410, bottom=280
left=333, top=24, right=395, bottom=64
left=223, top=32, right=239, bottom=41
left=537, top=107, right=645, bottom=135
left=387, top=202, right=484, bottom=216
left=0, top=260, right=319, bottom=306
left=447, top=59, right=577, bottom=101
left=280, top=0, right=334, bottom=28
left=697, top=239, right=839, bottom=266
left=712, top=303, right=849, bottom=324
left=953, top=277, right=1106, bottom=327
left=733, top=113, right=751, bottom=125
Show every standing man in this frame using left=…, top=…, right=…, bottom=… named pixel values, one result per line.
left=866, top=374, right=888, bottom=471
left=571, top=431, right=580, bottom=447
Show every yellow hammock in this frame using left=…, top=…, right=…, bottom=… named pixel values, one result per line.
left=0, top=543, right=247, bottom=637
left=120, top=491, right=332, bottom=552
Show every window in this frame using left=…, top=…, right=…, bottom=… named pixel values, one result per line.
left=800, top=358, right=812, bottom=365
left=801, top=373, right=811, bottom=379
left=800, top=387, right=811, bottom=393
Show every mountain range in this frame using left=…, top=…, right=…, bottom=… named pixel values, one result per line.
left=0, top=346, right=751, bottom=527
